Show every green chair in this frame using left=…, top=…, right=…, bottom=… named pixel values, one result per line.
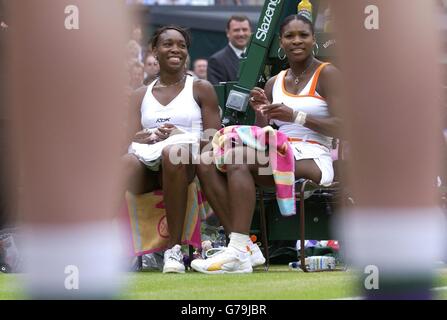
left=256, top=142, right=350, bottom=272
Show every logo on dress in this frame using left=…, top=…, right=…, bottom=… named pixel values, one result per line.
left=156, top=118, right=171, bottom=123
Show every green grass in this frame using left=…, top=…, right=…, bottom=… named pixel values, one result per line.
left=2, top=267, right=447, bottom=300
left=0, top=274, right=22, bottom=300
left=123, top=266, right=358, bottom=300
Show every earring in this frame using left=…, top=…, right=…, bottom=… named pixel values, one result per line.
left=277, top=47, right=286, bottom=60
left=312, top=42, right=319, bottom=56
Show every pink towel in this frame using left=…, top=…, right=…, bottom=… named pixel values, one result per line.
left=212, top=125, right=296, bottom=216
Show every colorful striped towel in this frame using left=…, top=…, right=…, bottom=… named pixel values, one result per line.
left=123, top=178, right=209, bottom=256
left=212, top=125, right=296, bottom=216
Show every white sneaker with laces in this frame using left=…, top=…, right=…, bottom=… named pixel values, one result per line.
left=163, top=244, right=185, bottom=274
left=249, top=242, right=266, bottom=268
left=191, top=245, right=252, bottom=274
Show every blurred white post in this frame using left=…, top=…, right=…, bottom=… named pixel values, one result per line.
left=6, top=0, right=131, bottom=298
left=333, top=0, right=446, bottom=299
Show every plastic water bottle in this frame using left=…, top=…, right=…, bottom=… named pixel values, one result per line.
left=213, top=226, right=227, bottom=248
left=289, top=256, right=336, bottom=272
left=308, top=256, right=336, bottom=271
left=298, top=0, right=313, bottom=22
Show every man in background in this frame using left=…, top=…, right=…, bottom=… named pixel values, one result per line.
left=193, top=58, right=208, bottom=80
left=207, top=15, right=251, bottom=85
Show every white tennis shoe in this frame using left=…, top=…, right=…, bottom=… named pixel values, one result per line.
left=249, top=242, right=266, bottom=268
left=163, top=244, right=185, bottom=274
left=191, top=245, right=252, bottom=274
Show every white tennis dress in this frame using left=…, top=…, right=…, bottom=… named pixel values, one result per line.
left=271, top=63, right=334, bottom=186
left=129, top=75, right=203, bottom=169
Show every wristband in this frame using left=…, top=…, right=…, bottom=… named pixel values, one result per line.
left=293, top=110, right=307, bottom=125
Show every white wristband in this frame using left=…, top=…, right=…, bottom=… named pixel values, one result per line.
left=293, top=111, right=307, bottom=125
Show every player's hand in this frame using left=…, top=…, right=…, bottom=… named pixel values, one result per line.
left=134, top=129, right=158, bottom=144
left=249, top=87, right=270, bottom=112
left=154, top=123, right=182, bottom=141
left=260, top=103, right=294, bottom=122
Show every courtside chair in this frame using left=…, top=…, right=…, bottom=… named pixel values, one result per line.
left=257, top=140, right=349, bottom=272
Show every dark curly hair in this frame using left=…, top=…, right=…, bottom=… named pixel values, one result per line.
left=150, top=25, right=191, bottom=50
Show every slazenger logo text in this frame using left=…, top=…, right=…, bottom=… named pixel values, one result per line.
left=255, top=0, right=281, bottom=42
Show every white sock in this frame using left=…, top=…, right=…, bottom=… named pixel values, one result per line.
left=21, top=220, right=127, bottom=299
left=229, top=232, right=251, bottom=252
left=335, top=207, right=446, bottom=274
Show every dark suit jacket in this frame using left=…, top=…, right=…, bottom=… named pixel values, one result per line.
left=207, top=44, right=240, bottom=85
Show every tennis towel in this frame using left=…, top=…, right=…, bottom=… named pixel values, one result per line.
left=212, top=125, right=296, bottom=216
left=123, top=179, right=209, bottom=256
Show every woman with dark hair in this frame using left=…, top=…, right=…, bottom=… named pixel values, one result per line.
left=123, top=26, right=221, bottom=273
left=192, top=14, right=342, bottom=274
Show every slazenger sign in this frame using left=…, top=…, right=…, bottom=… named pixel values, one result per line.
left=255, top=0, right=281, bottom=42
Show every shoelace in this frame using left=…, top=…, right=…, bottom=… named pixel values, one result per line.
left=205, top=247, right=226, bottom=258
left=167, top=249, right=183, bottom=262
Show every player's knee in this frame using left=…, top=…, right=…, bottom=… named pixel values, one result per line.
left=122, top=154, right=143, bottom=176
left=226, top=162, right=250, bottom=174
left=197, top=161, right=214, bottom=179
left=221, top=147, right=249, bottom=173
left=161, top=145, right=188, bottom=173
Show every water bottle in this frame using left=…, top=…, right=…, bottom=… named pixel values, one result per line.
left=308, top=256, right=336, bottom=271
left=289, top=256, right=336, bottom=272
left=213, top=226, right=226, bottom=248
left=298, top=0, right=313, bottom=22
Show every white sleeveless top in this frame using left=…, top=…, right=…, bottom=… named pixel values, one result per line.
left=141, top=75, right=203, bottom=139
left=272, top=63, right=332, bottom=148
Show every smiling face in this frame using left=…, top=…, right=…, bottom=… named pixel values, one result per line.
left=226, top=19, right=251, bottom=50
left=279, top=19, right=315, bottom=63
left=153, top=29, right=188, bottom=72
